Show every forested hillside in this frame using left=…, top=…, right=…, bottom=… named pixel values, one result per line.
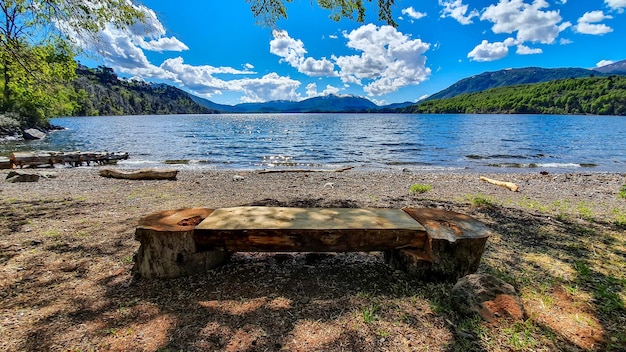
left=403, top=76, right=626, bottom=116
left=72, top=66, right=216, bottom=116
left=425, top=67, right=604, bottom=101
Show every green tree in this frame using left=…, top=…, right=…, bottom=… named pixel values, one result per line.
left=247, top=0, right=397, bottom=27
left=0, top=0, right=144, bottom=124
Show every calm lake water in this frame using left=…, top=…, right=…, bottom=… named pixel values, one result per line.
left=2, top=113, right=625, bottom=172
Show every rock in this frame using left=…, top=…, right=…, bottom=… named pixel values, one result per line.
left=6, top=170, right=40, bottom=183
left=450, top=274, right=525, bottom=323
left=232, top=175, right=245, bottom=181
left=22, top=128, right=46, bottom=140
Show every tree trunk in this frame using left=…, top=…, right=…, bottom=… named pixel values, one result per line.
left=385, top=208, right=491, bottom=281
left=133, top=208, right=229, bottom=279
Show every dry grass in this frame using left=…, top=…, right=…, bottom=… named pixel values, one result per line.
left=1, top=169, right=625, bottom=351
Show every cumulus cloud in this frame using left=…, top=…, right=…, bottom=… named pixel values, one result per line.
left=516, top=44, right=543, bottom=54
left=305, top=83, right=341, bottom=98
left=236, top=73, right=302, bottom=103
left=439, top=0, right=479, bottom=25
left=270, top=30, right=336, bottom=77
left=402, top=7, right=427, bottom=21
left=467, top=38, right=515, bottom=61
left=596, top=59, right=615, bottom=67
left=605, top=0, right=626, bottom=12
left=480, top=0, right=570, bottom=44
left=334, top=24, right=431, bottom=96
left=575, top=11, right=613, bottom=35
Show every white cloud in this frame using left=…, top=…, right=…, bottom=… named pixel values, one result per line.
left=305, top=83, right=341, bottom=98
left=439, top=0, right=479, bottom=25
left=575, top=11, right=613, bottom=35
left=270, top=30, right=336, bottom=77
left=334, top=24, right=431, bottom=96
left=560, top=38, right=573, bottom=44
left=605, top=0, right=626, bottom=12
left=516, top=44, right=543, bottom=54
left=236, top=73, right=302, bottom=103
left=467, top=38, right=515, bottom=61
left=481, top=0, right=570, bottom=44
left=402, top=7, right=427, bottom=20
left=596, top=59, right=615, bottom=67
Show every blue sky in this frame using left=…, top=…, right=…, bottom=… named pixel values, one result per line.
left=78, top=0, right=626, bottom=106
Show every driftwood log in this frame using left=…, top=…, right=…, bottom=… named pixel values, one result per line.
left=134, top=206, right=490, bottom=280
left=134, top=208, right=229, bottom=278
left=99, top=168, right=178, bottom=180
left=480, top=176, right=519, bottom=192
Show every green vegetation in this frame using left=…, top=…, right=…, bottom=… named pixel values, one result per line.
left=247, top=0, right=397, bottom=27
left=72, top=66, right=215, bottom=116
left=409, top=183, right=432, bottom=194
left=404, top=76, right=626, bottom=116
left=0, top=0, right=144, bottom=129
left=619, top=185, right=626, bottom=199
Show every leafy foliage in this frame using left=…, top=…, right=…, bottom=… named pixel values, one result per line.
left=0, top=0, right=144, bottom=126
left=246, top=0, right=396, bottom=27
left=71, top=66, right=217, bottom=116
left=403, top=76, right=626, bottom=116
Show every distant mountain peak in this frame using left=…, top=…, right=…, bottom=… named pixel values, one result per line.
left=593, top=59, right=626, bottom=74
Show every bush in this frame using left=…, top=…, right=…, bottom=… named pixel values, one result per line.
left=409, top=183, right=432, bottom=194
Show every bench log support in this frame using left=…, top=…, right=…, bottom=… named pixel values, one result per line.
left=133, top=207, right=490, bottom=280
left=133, top=208, right=229, bottom=279
left=384, top=208, right=490, bottom=280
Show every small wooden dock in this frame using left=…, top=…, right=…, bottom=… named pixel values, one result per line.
left=5, top=151, right=129, bottom=168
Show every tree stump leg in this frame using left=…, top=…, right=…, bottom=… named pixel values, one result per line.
left=384, top=208, right=491, bottom=281
left=133, top=208, right=229, bottom=278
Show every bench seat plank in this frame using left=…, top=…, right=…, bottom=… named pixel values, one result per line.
left=194, top=207, right=427, bottom=252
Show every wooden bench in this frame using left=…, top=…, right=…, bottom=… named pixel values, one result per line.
left=133, top=207, right=490, bottom=280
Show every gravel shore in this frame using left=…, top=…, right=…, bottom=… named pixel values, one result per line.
left=1, top=167, right=625, bottom=351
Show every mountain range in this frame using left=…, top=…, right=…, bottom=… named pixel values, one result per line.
left=73, top=59, right=626, bottom=116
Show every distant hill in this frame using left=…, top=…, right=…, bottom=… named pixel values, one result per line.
left=425, top=67, right=610, bottom=101
left=193, top=94, right=380, bottom=113
left=401, top=75, right=626, bottom=116
left=593, top=59, right=626, bottom=74
left=73, top=66, right=217, bottom=116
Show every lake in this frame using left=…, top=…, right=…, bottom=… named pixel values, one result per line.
left=2, top=113, right=625, bottom=172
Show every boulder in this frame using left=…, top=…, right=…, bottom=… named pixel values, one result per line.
left=23, top=128, right=46, bottom=140
left=6, top=170, right=40, bottom=183
left=450, top=274, right=525, bottom=323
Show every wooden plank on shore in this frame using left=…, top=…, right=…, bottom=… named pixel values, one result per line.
left=9, top=151, right=129, bottom=168
left=194, top=207, right=428, bottom=252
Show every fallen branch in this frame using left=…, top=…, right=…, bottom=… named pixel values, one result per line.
left=99, top=168, right=178, bottom=180
left=480, top=176, right=519, bottom=192
left=258, top=166, right=354, bottom=174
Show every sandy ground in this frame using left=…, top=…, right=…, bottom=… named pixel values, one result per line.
left=1, top=167, right=625, bottom=351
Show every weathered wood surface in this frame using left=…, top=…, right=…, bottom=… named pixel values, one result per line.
left=134, top=206, right=490, bottom=280
left=385, top=208, right=491, bottom=280
left=194, top=207, right=428, bottom=252
left=10, top=151, right=129, bottom=168
left=0, top=156, right=11, bottom=169
left=480, top=176, right=519, bottom=192
left=134, top=208, right=229, bottom=278
left=99, top=168, right=178, bottom=180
